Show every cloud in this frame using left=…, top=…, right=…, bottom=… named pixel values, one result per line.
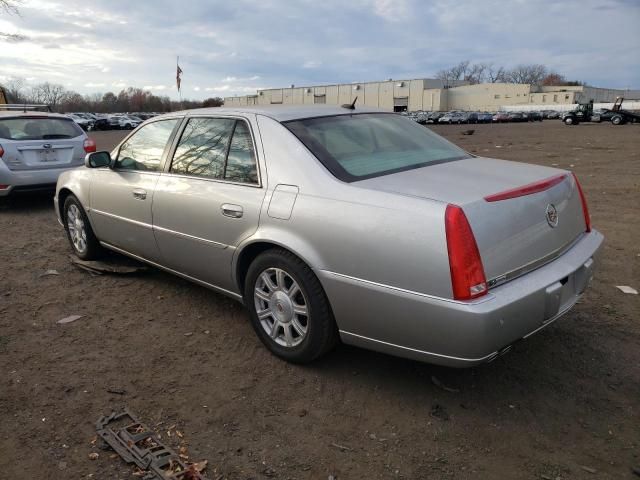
left=303, top=60, right=321, bottom=69
left=0, top=0, right=637, bottom=100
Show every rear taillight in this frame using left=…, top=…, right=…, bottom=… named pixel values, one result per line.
left=445, top=204, right=488, bottom=300
left=0, top=144, right=4, bottom=158
left=0, top=185, right=9, bottom=190
left=572, top=173, right=591, bottom=232
left=83, top=137, right=96, bottom=153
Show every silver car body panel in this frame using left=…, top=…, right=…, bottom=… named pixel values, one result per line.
left=0, top=112, right=87, bottom=195
left=55, top=105, right=603, bottom=367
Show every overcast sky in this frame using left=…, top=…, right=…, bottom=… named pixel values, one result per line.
left=1, top=0, right=638, bottom=100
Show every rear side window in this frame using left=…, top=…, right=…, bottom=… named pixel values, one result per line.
left=170, top=118, right=235, bottom=179
left=284, top=113, right=469, bottom=182
left=0, top=117, right=83, bottom=140
left=225, top=121, right=258, bottom=183
left=170, top=117, right=259, bottom=184
left=115, top=119, right=179, bottom=172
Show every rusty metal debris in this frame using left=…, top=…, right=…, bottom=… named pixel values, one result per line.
left=96, top=409, right=209, bottom=480
left=71, top=256, right=148, bottom=275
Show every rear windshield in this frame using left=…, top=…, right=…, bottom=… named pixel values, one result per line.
left=284, top=113, right=469, bottom=182
left=0, top=117, right=83, bottom=140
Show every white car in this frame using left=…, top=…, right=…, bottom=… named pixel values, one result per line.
left=108, top=115, right=143, bottom=130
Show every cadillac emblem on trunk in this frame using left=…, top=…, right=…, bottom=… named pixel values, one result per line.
left=546, top=204, right=559, bottom=227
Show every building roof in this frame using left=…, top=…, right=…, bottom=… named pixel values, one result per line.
left=165, top=104, right=383, bottom=122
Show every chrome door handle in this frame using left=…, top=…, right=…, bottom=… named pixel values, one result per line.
left=221, top=204, right=243, bottom=218
left=132, top=189, right=147, bottom=200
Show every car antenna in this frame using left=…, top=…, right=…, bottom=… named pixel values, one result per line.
left=342, top=96, right=358, bottom=110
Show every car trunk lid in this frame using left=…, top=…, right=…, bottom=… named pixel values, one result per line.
left=356, top=157, right=588, bottom=286
left=10, top=140, right=77, bottom=170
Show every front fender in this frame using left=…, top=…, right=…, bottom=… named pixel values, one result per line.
left=55, top=168, right=94, bottom=225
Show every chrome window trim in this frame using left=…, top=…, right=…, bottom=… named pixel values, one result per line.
left=159, top=171, right=263, bottom=189
left=166, top=115, right=263, bottom=188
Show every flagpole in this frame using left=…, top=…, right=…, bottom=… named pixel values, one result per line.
left=177, top=55, right=182, bottom=107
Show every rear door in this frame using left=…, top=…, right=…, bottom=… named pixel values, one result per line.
left=152, top=115, right=266, bottom=293
left=0, top=116, right=85, bottom=171
left=89, top=118, right=182, bottom=261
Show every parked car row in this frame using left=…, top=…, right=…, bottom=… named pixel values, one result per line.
left=403, top=109, right=566, bottom=125
left=63, top=112, right=160, bottom=131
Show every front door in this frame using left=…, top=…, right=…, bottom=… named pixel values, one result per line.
left=89, top=118, right=181, bottom=261
left=152, top=116, right=266, bottom=293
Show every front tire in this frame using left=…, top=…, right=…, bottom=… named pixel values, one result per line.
left=244, top=249, right=338, bottom=363
left=63, top=195, right=102, bottom=260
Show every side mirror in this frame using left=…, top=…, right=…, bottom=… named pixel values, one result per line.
left=85, top=151, right=111, bottom=168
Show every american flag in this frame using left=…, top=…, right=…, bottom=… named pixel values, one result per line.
left=176, top=60, right=183, bottom=92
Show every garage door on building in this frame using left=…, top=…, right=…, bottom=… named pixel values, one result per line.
left=394, top=96, right=408, bottom=112
left=314, top=94, right=326, bottom=104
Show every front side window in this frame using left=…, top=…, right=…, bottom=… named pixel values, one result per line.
left=170, top=117, right=259, bottom=184
left=115, top=119, right=179, bottom=172
left=284, top=113, right=469, bottom=182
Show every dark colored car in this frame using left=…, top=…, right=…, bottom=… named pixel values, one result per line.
left=507, top=112, right=525, bottom=122
left=527, top=111, right=543, bottom=122
left=477, top=112, right=493, bottom=123
left=459, top=112, right=479, bottom=124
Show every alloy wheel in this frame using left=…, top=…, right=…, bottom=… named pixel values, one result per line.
left=66, top=204, right=87, bottom=254
left=254, top=267, right=309, bottom=348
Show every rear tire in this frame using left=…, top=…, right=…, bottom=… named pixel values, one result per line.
left=63, top=195, right=103, bottom=260
left=611, top=115, right=623, bottom=125
left=244, top=249, right=338, bottom=363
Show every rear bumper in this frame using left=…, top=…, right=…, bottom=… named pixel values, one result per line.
left=0, top=161, right=81, bottom=197
left=319, top=229, right=604, bottom=367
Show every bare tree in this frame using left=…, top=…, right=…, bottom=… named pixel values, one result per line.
left=30, top=82, right=68, bottom=109
left=436, top=60, right=471, bottom=87
left=486, top=64, right=507, bottom=83
left=464, top=63, right=487, bottom=84
left=3, top=77, right=27, bottom=102
left=506, top=64, right=548, bottom=85
left=0, top=0, right=26, bottom=41
left=0, top=0, right=21, bottom=15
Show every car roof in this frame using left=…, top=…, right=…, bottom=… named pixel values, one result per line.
left=157, top=104, right=384, bottom=123
left=0, top=111, right=73, bottom=119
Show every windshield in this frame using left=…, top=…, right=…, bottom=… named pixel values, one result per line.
left=284, top=113, right=469, bottom=182
left=0, top=117, right=83, bottom=140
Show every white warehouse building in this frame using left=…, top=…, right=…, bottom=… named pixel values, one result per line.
left=224, top=78, right=637, bottom=112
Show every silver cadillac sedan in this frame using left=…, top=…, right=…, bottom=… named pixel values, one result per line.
left=54, top=105, right=603, bottom=367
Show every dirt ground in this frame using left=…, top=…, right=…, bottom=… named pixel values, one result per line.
left=1, top=121, right=638, bottom=480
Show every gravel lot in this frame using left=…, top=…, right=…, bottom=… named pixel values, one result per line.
left=1, top=121, right=638, bottom=479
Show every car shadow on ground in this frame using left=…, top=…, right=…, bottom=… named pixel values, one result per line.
left=0, top=191, right=56, bottom=213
